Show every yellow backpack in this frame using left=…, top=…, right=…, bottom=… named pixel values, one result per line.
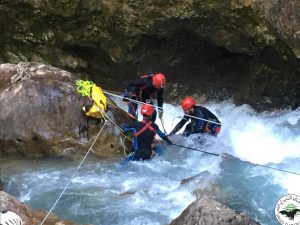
left=76, top=80, right=107, bottom=119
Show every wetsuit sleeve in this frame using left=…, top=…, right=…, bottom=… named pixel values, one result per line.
left=156, top=128, right=167, bottom=139
left=125, top=78, right=146, bottom=92
left=194, top=108, right=205, bottom=132
left=122, top=122, right=136, bottom=132
left=184, top=109, right=205, bottom=136
left=157, top=88, right=164, bottom=108
left=154, top=124, right=172, bottom=144
left=169, top=116, right=188, bottom=136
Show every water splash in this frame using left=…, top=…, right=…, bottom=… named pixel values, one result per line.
left=1, top=100, right=300, bottom=225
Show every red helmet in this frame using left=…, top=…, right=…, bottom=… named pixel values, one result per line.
left=181, top=97, right=196, bottom=111
left=141, top=104, right=154, bottom=116
left=152, top=73, right=166, bottom=89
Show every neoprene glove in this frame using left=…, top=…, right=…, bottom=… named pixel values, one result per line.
left=122, top=90, right=130, bottom=101
left=166, top=138, right=173, bottom=145
left=182, top=132, right=191, bottom=137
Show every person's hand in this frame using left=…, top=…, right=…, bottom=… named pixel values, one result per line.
left=120, top=123, right=128, bottom=130
left=182, top=132, right=191, bottom=137
left=166, top=138, right=173, bottom=145
left=122, top=90, right=130, bottom=102
left=158, top=111, right=163, bottom=119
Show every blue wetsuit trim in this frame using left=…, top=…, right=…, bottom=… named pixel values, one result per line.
left=123, top=127, right=138, bottom=152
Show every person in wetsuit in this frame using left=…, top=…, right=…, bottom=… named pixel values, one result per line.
left=169, top=97, right=221, bottom=137
left=123, top=73, right=166, bottom=122
left=123, top=103, right=172, bottom=160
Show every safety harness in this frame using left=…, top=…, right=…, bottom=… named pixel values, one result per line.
left=133, top=120, right=156, bottom=137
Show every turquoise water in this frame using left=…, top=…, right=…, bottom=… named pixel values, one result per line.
left=1, top=102, right=300, bottom=225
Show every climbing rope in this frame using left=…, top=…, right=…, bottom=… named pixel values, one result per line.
left=160, top=117, right=168, bottom=134
left=172, top=143, right=220, bottom=157
left=10, top=62, right=71, bottom=84
left=106, top=98, right=118, bottom=109
left=75, top=80, right=93, bottom=97
left=121, top=135, right=133, bottom=157
left=77, top=88, right=299, bottom=176
left=11, top=62, right=35, bottom=83
left=103, top=90, right=222, bottom=125
left=40, top=119, right=108, bottom=225
left=75, top=82, right=132, bottom=157
left=100, top=110, right=133, bottom=157
left=171, top=143, right=300, bottom=176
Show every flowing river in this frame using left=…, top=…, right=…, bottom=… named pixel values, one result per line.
left=1, top=100, right=300, bottom=225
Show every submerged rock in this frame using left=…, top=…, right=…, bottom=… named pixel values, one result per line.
left=0, top=63, right=132, bottom=158
left=0, top=191, right=84, bottom=225
left=170, top=195, right=260, bottom=225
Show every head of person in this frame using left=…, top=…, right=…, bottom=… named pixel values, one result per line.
left=152, top=73, right=166, bottom=89
left=141, top=103, right=154, bottom=120
left=181, top=97, right=196, bottom=114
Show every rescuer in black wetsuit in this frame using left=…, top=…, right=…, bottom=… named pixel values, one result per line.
left=123, top=73, right=166, bottom=122
left=169, top=97, right=221, bottom=137
left=123, top=103, right=172, bottom=160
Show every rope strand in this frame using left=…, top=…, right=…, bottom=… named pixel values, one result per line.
left=103, top=90, right=221, bottom=125
left=171, top=143, right=300, bottom=176
left=40, top=122, right=107, bottom=225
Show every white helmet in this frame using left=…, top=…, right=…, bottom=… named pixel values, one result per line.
left=0, top=211, right=23, bottom=225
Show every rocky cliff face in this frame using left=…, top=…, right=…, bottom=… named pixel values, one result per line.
left=0, top=0, right=299, bottom=110
left=0, top=191, right=82, bottom=225
left=0, top=63, right=132, bottom=158
left=169, top=195, right=260, bottom=225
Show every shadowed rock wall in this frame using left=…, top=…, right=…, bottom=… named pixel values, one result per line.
left=0, top=0, right=299, bottom=110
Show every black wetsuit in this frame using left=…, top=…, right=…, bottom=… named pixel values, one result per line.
left=124, top=120, right=171, bottom=160
left=169, top=106, right=221, bottom=137
left=124, top=75, right=164, bottom=121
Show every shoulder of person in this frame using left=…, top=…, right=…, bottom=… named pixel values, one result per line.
left=129, top=121, right=140, bottom=127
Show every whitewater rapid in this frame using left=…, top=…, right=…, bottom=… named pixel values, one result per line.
left=1, top=100, right=300, bottom=225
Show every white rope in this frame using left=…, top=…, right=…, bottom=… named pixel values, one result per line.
left=100, top=108, right=133, bottom=157
left=10, top=62, right=33, bottom=83
left=40, top=122, right=107, bottom=225
left=103, top=90, right=222, bottom=125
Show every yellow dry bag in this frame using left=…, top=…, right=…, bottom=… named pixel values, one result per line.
left=76, top=80, right=107, bottom=119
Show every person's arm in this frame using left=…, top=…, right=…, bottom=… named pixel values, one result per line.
left=155, top=126, right=172, bottom=145
left=121, top=122, right=135, bottom=132
left=121, top=123, right=139, bottom=152
left=156, top=88, right=164, bottom=119
left=183, top=109, right=205, bottom=136
left=183, top=128, right=204, bottom=137
left=168, top=116, right=188, bottom=136
left=194, top=109, right=206, bottom=132
left=123, top=78, right=146, bottom=101
left=125, top=78, right=145, bottom=92
left=157, top=88, right=163, bottom=108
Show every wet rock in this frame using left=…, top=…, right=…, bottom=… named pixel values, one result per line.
left=169, top=195, right=260, bottom=225
left=0, top=63, right=132, bottom=158
left=0, top=191, right=83, bottom=225
left=179, top=170, right=232, bottom=205
left=254, top=0, right=300, bottom=59
left=0, top=0, right=299, bottom=110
